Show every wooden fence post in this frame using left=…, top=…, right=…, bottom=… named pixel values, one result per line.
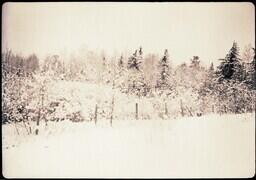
left=136, top=103, right=138, bottom=120
left=110, top=96, right=115, bottom=127
left=224, top=105, right=227, bottom=114
left=186, top=106, right=193, bottom=117
left=36, top=90, right=44, bottom=135
left=254, top=96, right=256, bottom=121
left=95, top=104, right=98, bottom=125
left=110, top=78, right=115, bottom=127
left=165, top=102, right=168, bottom=116
left=14, top=121, right=20, bottom=135
left=180, top=99, right=184, bottom=117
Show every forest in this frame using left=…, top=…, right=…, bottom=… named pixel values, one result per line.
left=2, top=42, right=256, bottom=134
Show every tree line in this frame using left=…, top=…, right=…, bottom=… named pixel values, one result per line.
left=2, top=42, right=256, bottom=125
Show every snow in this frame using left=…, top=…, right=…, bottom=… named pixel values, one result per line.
left=2, top=113, right=255, bottom=178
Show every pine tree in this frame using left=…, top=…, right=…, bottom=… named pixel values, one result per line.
left=127, top=49, right=141, bottom=71
left=126, top=47, right=148, bottom=96
left=157, top=49, right=170, bottom=88
left=217, top=41, right=243, bottom=81
left=189, top=56, right=200, bottom=70
left=118, top=55, right=124, bottom=68
left=115, top=55, right=126, bottom=90
left=209, top=62, right=214, bottom=75
left=101, top=55, right=112, bottom=84
left=215, top=42, right=251, bottom=113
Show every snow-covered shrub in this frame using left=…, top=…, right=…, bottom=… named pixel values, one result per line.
left=222, top=81, right=254, bottom=113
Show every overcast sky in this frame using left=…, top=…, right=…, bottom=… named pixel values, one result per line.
left=2, top=2, right=255, bottom=66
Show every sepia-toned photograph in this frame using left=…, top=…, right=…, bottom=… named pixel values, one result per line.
left=1, top=2, right=255, bottom=178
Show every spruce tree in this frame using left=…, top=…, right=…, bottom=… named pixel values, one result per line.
left=126, top=47, right=148, bottom=96
left=189, top=56, right=200, bottom=70
left=215, top=42, right=249, bottom=113
left=209, top=62, right=214, bottom=74
left=118, top=55, right=124, bottom=68
left=127, top=49, right=141, bottom=71
left=157, top=49, right=170, bottom=88
left=217, top=41, right=243, bottom=81
left=116, top=55, right=126, bottom=90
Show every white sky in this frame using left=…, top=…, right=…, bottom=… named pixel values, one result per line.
left=2, top=2, right=255, bottom=66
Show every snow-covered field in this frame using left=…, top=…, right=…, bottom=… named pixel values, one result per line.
left=2, top=113, right=255, bottom=178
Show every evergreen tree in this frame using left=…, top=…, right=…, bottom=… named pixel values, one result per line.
left=126, top=48, right=148, bottom=96
left=101, top=55, right=113, bottom=84
left=118, top=55, right=124, bottom=68
left=157, top=49, right=170, bottom=88
left=209, top=62, right=214, bottom=74
left=214, top=42, right=252, bottom=114
left=127, top=49, right=141, bottom=71
left=216, top=41, right=243, bottom=81
left=115, top=55, right=126, bottom=90
left=189, top=56, right=200, bottom=70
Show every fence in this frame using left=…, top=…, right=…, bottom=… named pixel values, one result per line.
left=90, top=98, right=210, bottom=127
